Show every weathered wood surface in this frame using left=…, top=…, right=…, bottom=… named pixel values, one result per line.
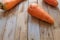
left=0, top=0, right=60, bottom=40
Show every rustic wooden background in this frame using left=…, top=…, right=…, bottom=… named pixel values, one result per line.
left=0, top=0, right=60, bottom=40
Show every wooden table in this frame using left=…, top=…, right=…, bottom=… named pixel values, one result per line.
left=0, top=0, right=60, bottom=40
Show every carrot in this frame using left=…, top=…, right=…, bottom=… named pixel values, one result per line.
left=28, top=3, right=54, bottom=24
left=0, top=0, right=24, bottom=10
left=44, top=0, right=58, bottom=7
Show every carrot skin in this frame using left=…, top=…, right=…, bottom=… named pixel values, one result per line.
left=44, top=0, right=58, bottom=7
left=1, top=0, right=24, bottom=10
left=28, top=3, right=54, bottom=24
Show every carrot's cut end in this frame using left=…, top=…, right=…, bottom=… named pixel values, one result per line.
left=0, top=3, right=3, bottom=9
left=0, top=2, right=6, bottom=10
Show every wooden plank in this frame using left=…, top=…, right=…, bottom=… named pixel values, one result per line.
left=47, top=1, right=60, bottom=40
left=15, top=1, right=28, bottom=40
left=0, top=1, right=9, bottom=40
left=3, top=15, right=17, bottom=40
left=38, top=0, right=54, bottom=40
left=28, top=0, right=40, bottom=40
left=50, top=0, right=60, bottom=40
left=28, top=16, right=40, bottom=40
left=38, top=1, right=44, bottom=40
left=47, top=27, right=54, bottom=40
left=14, top=3, right=24, bottom=40
left=58, top=0, right=60, bottom=9
left=39, top=21, right=54, bottom=40
left=3, top=5, right=19, bottom=40
left=0, top=0, right=9, bottom=39
left=28, top=0, right=37, bottom=3
left=53, top=28, right=60, bottom=40
left=19, top=1, right=28, bottom=40
left=0, top=16, right=7, bottom=40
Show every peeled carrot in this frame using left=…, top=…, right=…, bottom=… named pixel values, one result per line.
left=44, top=0, right=58, bottom=7
left=0, top=0, right=24, bottom=10
left=28, top=3, right=54, bottom=24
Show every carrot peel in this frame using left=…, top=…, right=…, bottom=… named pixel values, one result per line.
left=0, top=0, right=25, bottom=11
left=44, top=0, right=58, bottom=7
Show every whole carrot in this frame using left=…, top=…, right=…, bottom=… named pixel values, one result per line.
left=44, top=0, right=58, bottom=7
left=0, top=0, right=24, bottom=11
left=28, top=3, right=54, bottom=24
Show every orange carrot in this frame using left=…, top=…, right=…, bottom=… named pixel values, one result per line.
left=28, top=3, right=54, bottom=24
left=44, top=0, right=58, bottom=7
left=0, top=0, right=24, bottom=10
